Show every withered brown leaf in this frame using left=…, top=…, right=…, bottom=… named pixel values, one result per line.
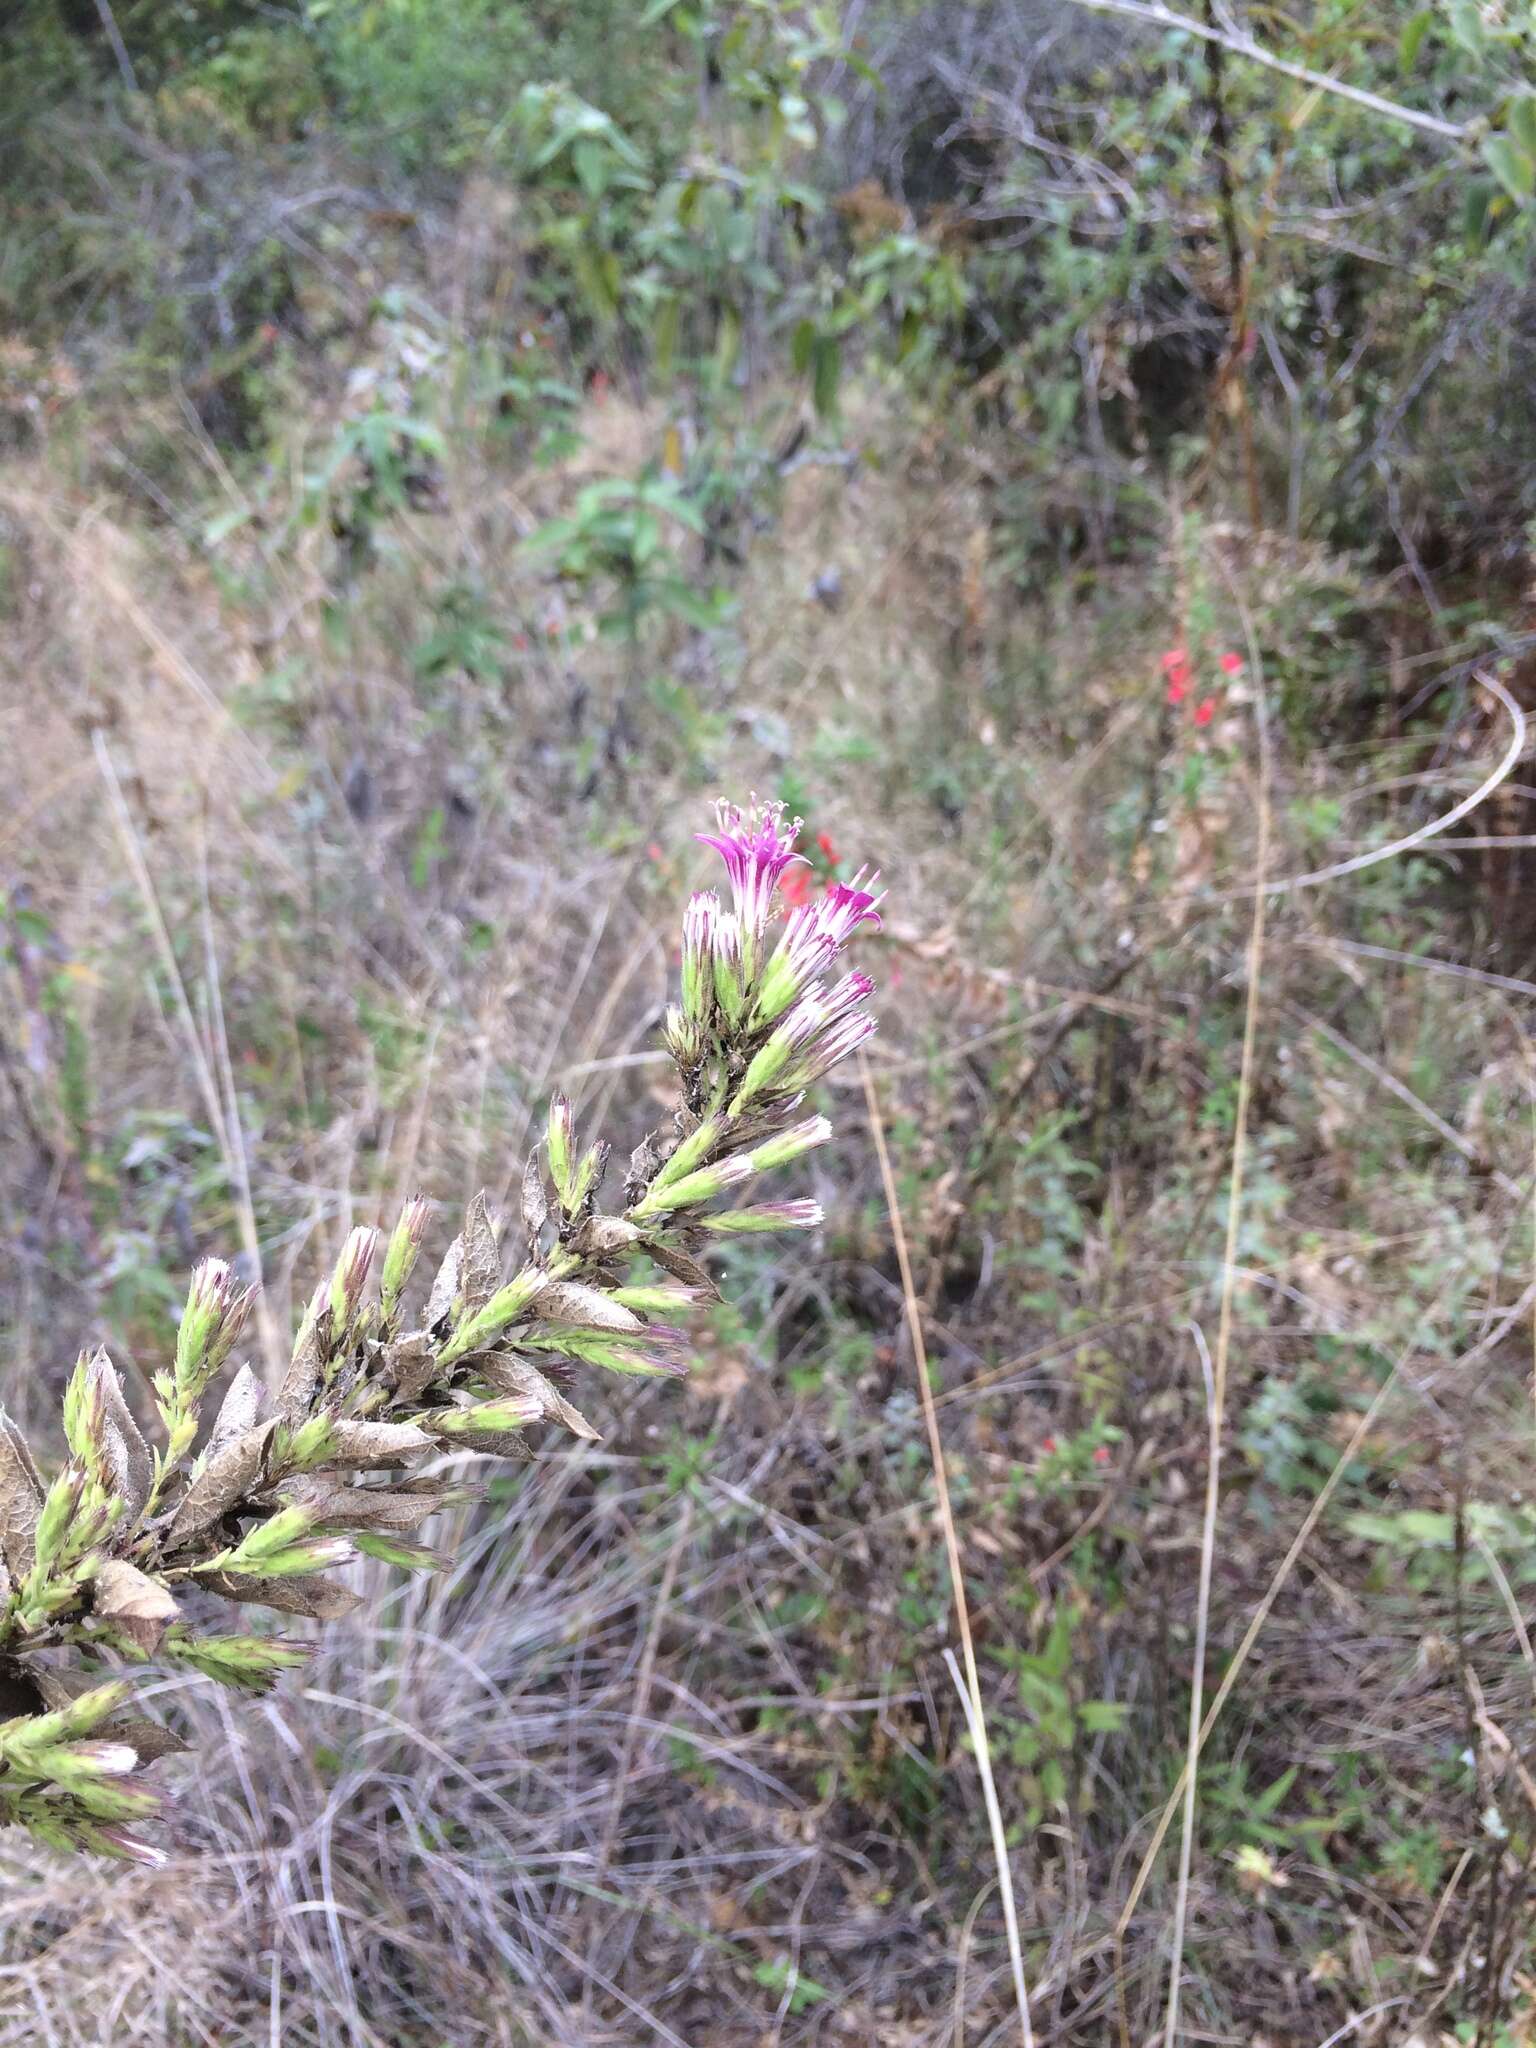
left=322, top=1420, right=433, bottom=1468
left=206, top=1362, right=268, bottom=1461
left=644, top=1240, right=721, bottom=1299
left=383, top=1332, right=438, bottom=1406
left=478, top=1354, right=601, bottom=1441
left=92, top=1558, right=179, bottom=1653
left=424, top=1235, right=463, bottom=1335
left=202, top=1569, right=364, bottom=1621
left=86, top=1349, right=154, bottom=1525
left=535, top=1282, right=643, bottom=1333
left=288, top=1480, right=446, bottom=1532
left=459, top=1193, right=502, bottom=1315
left=0, top=1417, right=44, bottom=1582
left=279, top=1316, right=325, bottom=1417
left=165, top=1420, right=277, bottom=1547
left=521, top=1150, right=549, bottom=1240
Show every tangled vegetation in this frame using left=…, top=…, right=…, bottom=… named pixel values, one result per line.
left=5, top=2, right=1536, bottom=2044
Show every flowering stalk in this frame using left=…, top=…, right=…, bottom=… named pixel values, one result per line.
left=0, top=795, right=881, bottom=1862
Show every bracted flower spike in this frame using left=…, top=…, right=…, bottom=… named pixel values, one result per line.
left=0, top=797, right=883, bottom=1862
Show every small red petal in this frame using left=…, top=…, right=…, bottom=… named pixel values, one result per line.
left=1219, top=652, right=1243, bottom=676
left=1041, top=1437, right=1057, bottom=1455
left=1166, top=680, right=1188, bottom=706
left=816, top=831, right=840, bottom=863
left=1093, top=1445, right=1111, bottom=1465
left=1160, top=648, right=1187, bottom=674
left=1193, top=697, right=1216, bottom=727
left=647, top=842, right=664, bottom=863
left=779, top=869, right=812, bottom=907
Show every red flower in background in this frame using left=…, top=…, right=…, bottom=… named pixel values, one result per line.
left=1193, top=697, right=1217, bottom=728
left=1166, top=678, right=1189, bottom=706
left=1219, top=651, right=1243, bottom=676
left=816, top=831, right=840, bottom=868
left=1093, top=1445, right=1111, bottom=1466
left=778, top=866, right=813, bottom=909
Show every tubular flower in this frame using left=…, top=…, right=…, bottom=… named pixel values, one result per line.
left=697, top=797, right=806, bottom=971
left=816, top=869, right=884, bottom=945
left=735, top=971, right=876, bottom=1106
left=680, top=891, right=720, bottom=1028
left=754, top=868, right=884, bottom=1026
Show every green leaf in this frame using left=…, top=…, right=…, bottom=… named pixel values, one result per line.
left=654, top=294, right=682, bottom=378
left=751, top=1959, right=829, bottom=2014
left=1511, top=96, right=1536, bottom=160
left=811, top=334, right=841, bottom=420
left=1447, top=0, right=1488, bottom=59
left=1483, top=134, right=1535, bottom=204
left=571, top=139, right=611, bottom=201
left=1397, top=9, right=1432, bottom=71
left=791, top=318, right=816, bottom=376
left=1077, top=1699, right=1130, bottom=1735
left=713, top=303, right=741, bottom=387
left=1253, top=1764, right=1299, bottom=1816
left=1463, top=176, right=1500, bottom=247
left=353, top=1531, right=442, bottom=1571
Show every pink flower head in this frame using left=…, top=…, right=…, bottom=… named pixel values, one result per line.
left=697, top=797, right=806, bottom=942
left=785, top=971, right=877, bottom=1087
left=1219, top=651, right=1243, bottom=676
left=1166, top=679, right=1188, bottom=707
left=817, top=868, right=885, bottom=945
left=799, top=1007, right=877, bottom=1085
left=1161, top=648, right=1189, bottom=683
left=1193, top=697, right=1216, bottom=728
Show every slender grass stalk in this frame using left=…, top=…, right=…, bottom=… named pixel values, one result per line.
left=861, top=1054, right=1034, bottom=2048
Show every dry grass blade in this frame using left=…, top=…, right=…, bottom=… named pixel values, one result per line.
left=1162, top=625, right=1271, bottom=2046
left=1201, top=669, right=1524, bottom=902
left=859, top=1053, right=1034, bottom=2048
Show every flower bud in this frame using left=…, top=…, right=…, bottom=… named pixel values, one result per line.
left=608, top=1282, right=706, bottom=1314
left=748, top=1114, right=832, bottom=1174
left=629, top=1149, right=756, bottom=1219
left=95, top=1827, right=168, bottom=1869
left=547, top=1095, right=575, bottom=1202
left=680, top=891, right=720, bottom=1028
left=699, top=1200, right=824, bottom=1234
left=712, top=910, right=748, bottom=1028
left=438, top=1266, right=548, bottom=1364
left=651, top=1115, right=725, bottom=1194
left=380, top=1195, right=431, bottom=1320
left=329, top=1226, right=380, bottom=1333
left=664, top=1005, right=706, bottom=1073
left=176, top=1259, right=256, bottom=1392
left=429, top=1396, right=541, bottom=1435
